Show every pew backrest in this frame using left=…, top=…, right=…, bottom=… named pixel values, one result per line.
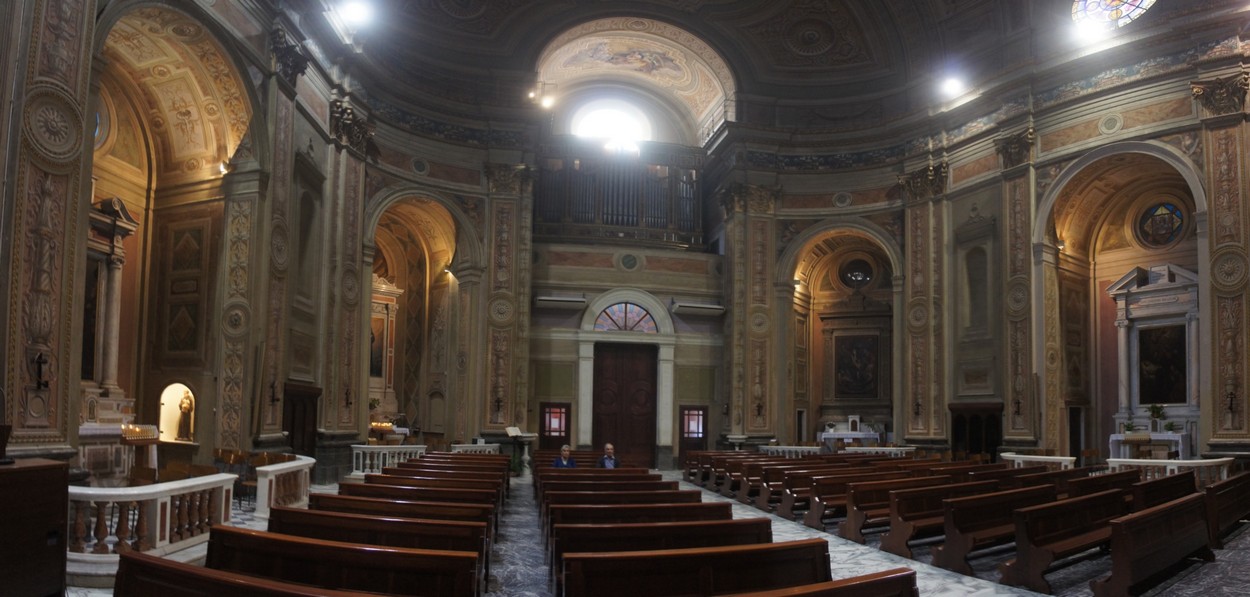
left=563, top=538, right=832, bottom=597
left=205, top=526, right=478, bottom=597
left=116, top=550, right=362, bottom=597
left=718, top=567, right=919, bottom=597
left=1130, top=470, right=1197, bottom=512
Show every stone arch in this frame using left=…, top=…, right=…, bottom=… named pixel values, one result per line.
left=1031, top=140, right=1210, bottom=455
left=774, top=216, right=906, bottom=442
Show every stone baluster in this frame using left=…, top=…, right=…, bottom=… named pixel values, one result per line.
left=169, top=494, right=183, bottom=542
left=92, top=501, right=110, bottom=554
left=178, top=493, right=190, bottom=541
left=113, top=501, right=133, bottom=553
left=198, top=488, right=211, bottom=534
left=187, top=491, right=202, bottom=537
left=69, top=501, right=87, bottom=553
left=135, top=502, right=151, bottom=552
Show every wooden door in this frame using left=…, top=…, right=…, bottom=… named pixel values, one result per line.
left=678, top=406, right=707, bottom=464
left=539, top=402, right=571, bottom=451
left=282, top=382, right=320, bottom=456
left=593, top=343, right=657, bottom=468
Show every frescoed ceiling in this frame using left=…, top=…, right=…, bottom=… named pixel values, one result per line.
left=102, top=7, right=251, bottom=183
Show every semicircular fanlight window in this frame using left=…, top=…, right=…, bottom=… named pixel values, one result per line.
left=594, top=302, right=658, bottom=333
left=1072, top=0, right=1156, bottom=29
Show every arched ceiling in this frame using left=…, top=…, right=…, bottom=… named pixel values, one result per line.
left=536, top=18, right=734, bottom=127
left=375, top=198, right=458, bottom=278
left=1050, top=153, right=1190, bottom=257
left=352, top=0, right=1010, bottom=126
left=101, top=7, right=251, bottom=183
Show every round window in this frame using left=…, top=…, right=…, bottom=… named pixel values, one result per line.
left=1137, top=202, right=1184, bottom=248
left=839, top=259, right=873, bottom=289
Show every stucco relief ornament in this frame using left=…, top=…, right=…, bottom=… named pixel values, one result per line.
left=1191, top=73, right=1249, bottom=116
left=24, top=90, right=82, bottom=162
left=330, top=100, right=376, bottom=156
left=1213, top=250, right=1248, bottom=291
left=996, top=128, right=1034, bottom=169
left=271, top=27, right=308, bottom=87
left=897, top=162, right=948, bottom=200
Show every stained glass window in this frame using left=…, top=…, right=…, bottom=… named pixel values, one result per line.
left=594, top=302, right=658, bottom=333
left=1072, top=0, right=1156, bottom=29
left=1138, top=202, right=1184, bottom=247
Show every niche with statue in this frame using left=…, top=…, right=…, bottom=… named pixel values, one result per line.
left=158, top=383, right=197, bottom=443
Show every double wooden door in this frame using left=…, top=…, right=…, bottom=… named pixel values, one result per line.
left=592, top=343, right=657, bottom=468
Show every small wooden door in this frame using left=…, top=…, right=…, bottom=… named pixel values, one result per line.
left=678, top=406, right=707, bottom=464
left=593, top=343, right=657, bottom=468
left=282, top=382, right=320, bottom=456
left=539, top=402, right=571, bottom=451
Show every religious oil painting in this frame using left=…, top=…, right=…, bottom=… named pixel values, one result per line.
left=835, top=335, right=878, bottom=397
left=1138, top=325, right=1186, bottom=404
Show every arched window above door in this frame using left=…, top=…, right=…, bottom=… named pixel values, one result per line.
left=593, top=302, right=657, bottom=333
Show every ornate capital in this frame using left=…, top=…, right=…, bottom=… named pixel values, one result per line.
left=486, top=163, right=526, bottom=194
left=270, top=27, right=308, bottom=87
left=1191, top=73, right=1248, bottom=117
left=897, top=162, right=948, bottom=200
left=996, top=128, right=1034, bottom=169
left=330, top=100, right=375, bottom=156
left=721, top=183, right=776, bottom=215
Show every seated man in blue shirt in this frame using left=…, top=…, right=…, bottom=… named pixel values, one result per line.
left=597, top=443, right=618, bottom=469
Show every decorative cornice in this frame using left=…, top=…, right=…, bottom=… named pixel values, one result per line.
left=330, top=99, right=376, bottom=158
left=485, top=163, right=526, bottom=194
left=1191, top=73, right=1248, bottom=117
left=270, top=27, right=308, bottom=88
left=897, top=162, right=948, bottom=200
left=720, top=183, right=777, bottom=215
left=996, top=128, right=1034, bottom=169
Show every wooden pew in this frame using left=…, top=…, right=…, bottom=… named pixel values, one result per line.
left=1130, top=470, right=1196, bottom=512
left=838, top=476, right=952, bottom=543
left=533, top=468, right=655, bottom=499
left=562, top=538, right=832, bottom=597
left=308, top=494, right=496, bottom=538
left=802, top=471, right=911, bottom=530
left=364, top=473, right=504, bottom=506
left=1089, top=493, right=1214, bottom=597
left=550, top=518, right=773, bottom=591
left=116, top=550, right=362, bottom=597
left=541, top=489, right=702, bottom=526
left=930, top=484, right=1058, bottom=575
left=387, top=464, right=510, bottom=492
left=998, top=489, right=1129, bottom=594
left=720, top=568, right=919, bottom=597
left=395, top=460, right=510, bottom=489
left=1066, top=468, right=1140, bottom=498
left=776, top=467, right=876, bottom=520
left=724, top=457, right=790, bottom=499
left=546, top=502, right=733, bottom=542
left=340, top=480, right=498, bottom=506
left=752, top=462, right=853, bottom=510
left=964, top=465, right=1049, bottom=489
left=1010, top=465, right=1102, bottom=493
left=1205, top=471, right=1250, bottom=548
left=266, top=505, right=490, bottom=583
left=713, top=454, right=777, bottom=497
left=878, top=480, right=997, bottom=558
left=205, top=526, right=478, bottom=597
left=538, top=480, right=677, bottom=498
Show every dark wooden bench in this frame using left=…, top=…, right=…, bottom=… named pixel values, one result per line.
left=541, top=489, right=702, bottom=526
left=838, top=476, right=952, bottom=542
left=719, top=567, right=919, bottom=597
left=930, top=484, right=1058, bottom=575
left=712, top=454, right=777, bottom=497
left=562, top=538, right=832, bottom=597
left=802, top=471, right=911, bottom=530
left=1089, top=493, right=1213, bottom=596
left=1066, top=468, right=1140, bottom=498
left=998, top=488, right=1129, bottom=594
left=340, top=480, right=498, bottom=505
left=386, top=464, right=510, bottom=493
left=1130, top=470, right=1196, bottom=511
left=777, top=467, right=877, bottom=520
left=1205, top=471, right=1250, bottom=548
left=752, top=462, right=855, bottom=510
left=267, top=505, right=490, bottom=586
left=919, top=462, right=1009, bottom=482
left=964, top=465, right=1049, bottom=489
left=546, top=502, right=733, bottom=542
left=205, top=526, right=478, bottom=597
left=308, top=494, right=496, bottom=538
left=724, top=457, right=790, bottom=499
left=395, top=460, right=510, bottom=487
left=116, top=550, right=362, bottom=597
left=533, top=468, right=655, bottom=498
left=538, top=480, right=677, bottom=499
left=364, top=473, right=505, bottom=506
left=1010, top=465, right=1102, bottom=493
left=550, top=518, right=773, bottom=591
left=878, top=480, right=997, bottom=558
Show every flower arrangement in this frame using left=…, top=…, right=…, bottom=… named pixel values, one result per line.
left=1145, top=403, right=1167, bottom=420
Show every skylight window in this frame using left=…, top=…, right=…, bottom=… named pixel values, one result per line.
left=1072, top=0, right=1155, bottom=31
left=571, top=99, right=652, bottom=143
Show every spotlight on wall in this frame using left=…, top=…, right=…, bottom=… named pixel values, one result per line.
left=339, top=1, right=374, bottom=26
left=540, top=96, right=555, bottom=109
left=940, top=77, right=965, bottom=99
left=1056, top=239, right=1066, bottom=251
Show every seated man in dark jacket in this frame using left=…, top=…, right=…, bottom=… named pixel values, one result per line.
left=597, top=443, right=618, bottom=469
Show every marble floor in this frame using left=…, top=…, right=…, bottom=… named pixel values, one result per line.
left=69, top=472, right=1248, bottom=596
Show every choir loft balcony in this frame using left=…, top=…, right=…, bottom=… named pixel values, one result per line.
left=534, top=137, right=706, bottom=250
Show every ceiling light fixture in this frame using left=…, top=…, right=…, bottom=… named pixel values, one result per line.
left=340, top=1, right=374, bottom=27
left=940, top=77, right=965, bottom=98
